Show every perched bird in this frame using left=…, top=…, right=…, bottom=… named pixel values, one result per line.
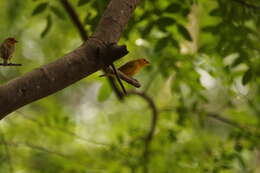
left=0, top=37, right=18, bottom=65
left=100, top=58, right=150, bottom=77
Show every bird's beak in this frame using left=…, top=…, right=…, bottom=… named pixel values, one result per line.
left=14, top=40, right=18, bottom=43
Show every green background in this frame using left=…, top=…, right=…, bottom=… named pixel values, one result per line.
left=0, top=0, right=260, bottom=172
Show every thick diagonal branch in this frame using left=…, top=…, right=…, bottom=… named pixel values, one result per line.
left=0, top=0, right=141, bottom=119
left=60, top=0, right=124, bottom=99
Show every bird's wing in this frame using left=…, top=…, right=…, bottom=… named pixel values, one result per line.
left=0, top=44, right=9, bottom=59
left=0, top=45, right=3, bottom=58
left=118, top=61, right=136, bottom=72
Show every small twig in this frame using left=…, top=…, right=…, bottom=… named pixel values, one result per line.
left=18, top=111, right=109, bottom=146
left=208, top=113, right=260, bottom=138
left=25, top=142, right=69, bottom=158
left=207, top=113, right=246, bottom=129
left=106, top=72, right=125, bottom=99
left=111, top=64, right=127, bottom=95
left=127, top=91, right=158, bottom=173
left=105, top=67, right=141, bottom=88
left=161, top=106, right=259, bottom=137
left=231, top=0, right=260, bottom=10
left=0, top=141, right=87, bottom=167
left=0, top=63, right=22, bottom=66
left=60, top=0, right=88, bottom=41
left=107, top=76, right=124, bottom=99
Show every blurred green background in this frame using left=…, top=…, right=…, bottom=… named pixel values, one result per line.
left=0, top=0, right=260, bottom=172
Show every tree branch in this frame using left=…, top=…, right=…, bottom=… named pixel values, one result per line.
left=60, top=0, right=124, bottom=100
left=0, top=0, right=141, bottom=119
left=127, top=91, right=158, bottom=173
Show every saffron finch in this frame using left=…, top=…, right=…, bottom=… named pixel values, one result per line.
left=100, top=58, right=150, bottom=77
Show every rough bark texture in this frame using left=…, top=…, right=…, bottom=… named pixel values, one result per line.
left=0, top=0, right=141, bottom=119
left=59, top=0, right=124, bottom=100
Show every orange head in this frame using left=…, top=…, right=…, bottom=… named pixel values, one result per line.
left=4, top=37, right=18, bottom=45
left=137, top=58, right=150, bottom=66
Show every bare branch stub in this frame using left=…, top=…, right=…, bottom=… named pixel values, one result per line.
left=98, top=43, right=129, bottom=66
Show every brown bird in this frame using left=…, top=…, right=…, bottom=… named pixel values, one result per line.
left=100, top=58, right=150, bottom=77
left=0, top=37, right=18, bottom=65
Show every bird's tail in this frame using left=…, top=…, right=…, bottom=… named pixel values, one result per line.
left=3, top=59, right=8, bottom=65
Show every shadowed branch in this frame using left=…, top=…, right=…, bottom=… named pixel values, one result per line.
left=127, top=91, right=158, bottom=173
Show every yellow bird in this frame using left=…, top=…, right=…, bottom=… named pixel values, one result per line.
left=100, top=58, right=150, bottom=77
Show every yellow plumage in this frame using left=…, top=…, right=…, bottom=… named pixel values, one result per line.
left=100, top=58, right=150, bottom=77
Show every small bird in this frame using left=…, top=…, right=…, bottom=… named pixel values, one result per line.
left=100, top=58, right=150, bottom=77
left=0, top=37, right=18, bottom=65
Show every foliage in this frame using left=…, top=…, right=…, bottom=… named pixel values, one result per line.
left=0, top=0, right=260, bottom=172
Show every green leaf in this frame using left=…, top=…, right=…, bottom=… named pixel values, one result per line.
left=50, top=6, right=66, bottom=20
left=98, top=82, right=112, bottom=102
left=84, top=14, right=91, bottom=25
left=165, top=3, right=181, bottom=13
left=139, top=11, right=152, bottom=21
left=181, top=8, right=190, bottom=16
left=142, top=22, right=154, bottom=37
left=78, top=0, right=89, bottom=6
left=171, top=38, right=180, bottom=49
left=202, top=26, right=218, bottom=34
left=32, top=2, right=48, bottom=16
left=242, top=68, right=252, bottom=85
left=177, top=24, right=192, bottom=41
left=209, top=8, right=221, bottom=16
left=231, top=57, right=243, bottom=67
left=154, top=37, right=169, bottom=52
left=89, top=14, right=99, bottom=28
left=235, top=153, right=246, bottom=170
left=41, top=15, right=52, bottom=38
left=153, top=9, right=162, bottom=16
left=157, top=17, right=176, bottom=28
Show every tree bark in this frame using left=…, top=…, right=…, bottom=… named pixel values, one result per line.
left=0, top=0, right=141, bottom=119
left=60, top=0, right=124, bottom=100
